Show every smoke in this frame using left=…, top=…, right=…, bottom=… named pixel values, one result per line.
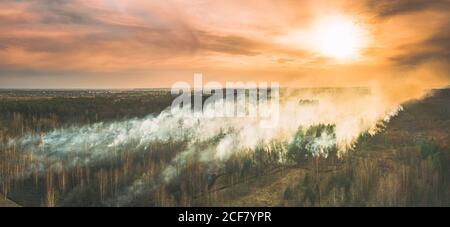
left=107, top=87, right=406, bottom=205
left=6, top=87, right=407, bottom=205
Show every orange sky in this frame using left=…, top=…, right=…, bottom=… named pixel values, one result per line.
left=0, top=0, right=449, bottom=88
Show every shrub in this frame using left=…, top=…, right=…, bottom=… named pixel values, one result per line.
left=287, top=124, right=337, bottom=164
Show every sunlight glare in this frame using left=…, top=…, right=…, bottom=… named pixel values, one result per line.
left=311, top=16, right=366, bottom=60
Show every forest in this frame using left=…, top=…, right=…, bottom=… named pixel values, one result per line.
left=0, top=88, right=449, bottom=206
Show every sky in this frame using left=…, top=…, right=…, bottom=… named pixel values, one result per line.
left=0, top=0, right=449, bottom=88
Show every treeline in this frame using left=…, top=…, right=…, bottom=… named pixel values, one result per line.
left=0, top=93, right=174, bottom=138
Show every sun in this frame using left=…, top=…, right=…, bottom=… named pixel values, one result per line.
left=311, top=16, right=366, bottom=60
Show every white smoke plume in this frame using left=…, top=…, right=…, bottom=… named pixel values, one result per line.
left=6, top=88, right=404, bottom=205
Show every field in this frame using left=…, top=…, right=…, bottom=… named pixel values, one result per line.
left=0, top=88, right=449, bottom=207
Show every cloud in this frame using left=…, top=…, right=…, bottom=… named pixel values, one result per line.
left=366, top=0, right=450, bottom=18
left=0, top=0, right=448, bottom=88
left=28, top=0, right=101, bottom=25
left=360, top=0, right=450, bottom=72
left=200, top=34, right=263, bottom=56
left=391, top=30, right=450, bottom=66
left=0, top=0, right=269, bottom=68
left=276, top=58, right=296, bottom=64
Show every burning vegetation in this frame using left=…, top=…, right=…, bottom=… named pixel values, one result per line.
left=0, top=88, right=449, bottom=206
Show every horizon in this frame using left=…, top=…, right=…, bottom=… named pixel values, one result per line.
left=0, top=86, right=447, bottom=90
